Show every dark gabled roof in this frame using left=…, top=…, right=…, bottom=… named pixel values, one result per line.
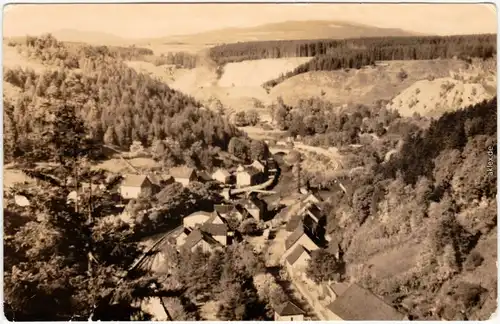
left=200, top=223, right=228, bottom=236
left=181, top=229, right=204, bottom=250
left=197, top=170, right=213, bottom=182
left=275, top=301, right=305, bottom=316
left=326, top=284, right=406, bottom=321
left=329, top=282, right=350, bottom=297
left=303, top=204, right=322, bottom=222
left=121, top=174, right=149, bottom=187
left=181, top=229, right=221, bottom=250
left=214, top=204, right=235, bottom=215
left=285, top=226, right=306, bottom=251
left=240, top=166, right=260, bottom=176
left=240, top=196, right=267, bottom=211
left=286, top=244, right=310, bottom=265
left=169, top=166, right=196, bottom=179
left=286, top=215, right=303, bottom=232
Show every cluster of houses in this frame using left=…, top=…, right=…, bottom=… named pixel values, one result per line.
left=172, top=195, right=268, bottom=252
left=117, top=158, right=277, bottom=202
left=275, top=191, right=407, bottom=321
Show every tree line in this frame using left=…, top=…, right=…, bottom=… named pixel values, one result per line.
left=3, top=34, right=241, bottom=168
left=208, top=34, right=495, bottom=88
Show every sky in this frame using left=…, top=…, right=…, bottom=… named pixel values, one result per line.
left=3, top=3, right=497, bottom=39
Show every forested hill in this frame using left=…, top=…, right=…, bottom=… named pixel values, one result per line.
left=3, top=34, right=241, bottom=165
left=208, top=34, right=496, bottom=88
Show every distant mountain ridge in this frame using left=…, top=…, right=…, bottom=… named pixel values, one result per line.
left=143, top=20, right=423, bottom=45
left=7, top=20, right=423, bottom=47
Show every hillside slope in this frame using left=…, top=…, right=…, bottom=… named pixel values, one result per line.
left=387, top=77, right=495, bottom=117
left=270, top=59, right=469, bottom=107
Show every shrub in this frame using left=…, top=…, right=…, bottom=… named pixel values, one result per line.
left=397, top=69, right=408, bottom=81
left=464, top=251, right=484, bottom=271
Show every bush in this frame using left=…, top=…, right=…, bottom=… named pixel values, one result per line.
left=397, top=69, right=408, bottom=81
left=239, top=218, right=261, bottom=236
left=464, top=251, right=484, bottom=271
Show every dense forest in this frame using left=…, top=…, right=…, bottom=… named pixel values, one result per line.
left=208, top=34, right=496, bottom=88
left=311, top=97, right=497, bottom=320
left=3, top=34, right=241, bottom=168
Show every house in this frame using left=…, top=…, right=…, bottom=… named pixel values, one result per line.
left=147, top=173, right=175, bottom=190
left=169, top=166, right=197, bottom=186
left=181, top=229, right=221, bottom=253
left=183, top=211, right=213, bottom=229
left=282, top=225, right=319, bottom=262
left=236, top=166, right=261, bottom=187
left=119, top=174, right=155, bottom=200
left=285, top=244, right=311, bottom=273
left=197, top=170, right=213, bottom=183
left=321, top=282, right=350, bottom=302
left=274, top=301, right=305, bottom=321
left=251, top=160, right=267, bottom=174
left=212, top=168, right=231, bottom=184
left=239, top=196, right=267, bottom=221
left=214, top=204, right=244, bottom=221
left=176, top=228, right=192, bottom=247
left=303, top=192, right=323, bottom=205
left=200, top=223, right=229, bottom=246
left=326, top=283, right=407, bottom=321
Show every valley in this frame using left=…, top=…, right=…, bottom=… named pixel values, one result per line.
left=3, top=6, right=497, bottom=322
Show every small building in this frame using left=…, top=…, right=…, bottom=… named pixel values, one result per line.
left=285, top=244, right=311, bottom=273
left=251, top=160, right=267, bottom=174
left=282, top=226, right=319, bottom=262
left=181, top=229, right=221, bottom=253
left=325, top=283, right=408, bottom=321
left=119, top=174, right=155, bottom=200
left=183, top=211, right=213, bottom=229
left=169, top=166, right=197, bottom=187
left=236, top=166, right=261, bottom=187
left=212, top=168, right=231, bottom=184
left=200, top=223, right=229, bottom=246
left=239, top=196, right=267, bottom=221
left=274, top=301, right=305, bottom=321
left=322, top=282, right=350, bottom=303
left=197, top=170, right=213, bottom=183
left=303, top=192, right=323, bottom=206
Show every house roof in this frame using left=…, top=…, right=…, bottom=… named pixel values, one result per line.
left=200, top=223, right=228, bottom=236
left=275, top=301, right=305, bottom=316
left=182, top=229, right=220, bottom=250
left=169, top=166, right=196, bottom=179
left=285, top=226, right=306, bottom=251
left=197, top=170, right=212, bottom=182
left=213, top=168, right=231, bottom=177
left=286, top=244, right=310, bottom=265
left=303, top=204, right=322, bottom=222
left=214, top=204, right=235, bottom=215
left=286, top=215, right=303, bottom=232
left=329, top=282, right=350, bottom=297
left=326, top=284, right=406, bottom=320
left=251, top=160, right=266, bottom=169
left=147, top=173, right=173, bottom=186
left=121, top=174, right=149, bottom=187
left=185, top=211, right=213, bottom=219
left=241, top=196, right=267, bottom=211
left=239, top=166, right=260, bottom=176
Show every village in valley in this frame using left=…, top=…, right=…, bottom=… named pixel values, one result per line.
left=3, top=3, right=497, bottom=322
left=92, top=137, right=407, bottom=321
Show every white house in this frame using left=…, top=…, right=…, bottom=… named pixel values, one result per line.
left=119, top=174, right=155, bottom=200
left=169, top=166, right=197, bottom=187
left=236, top=167, right=260, bottom=187
left=212, top=168, right=231, bottom=184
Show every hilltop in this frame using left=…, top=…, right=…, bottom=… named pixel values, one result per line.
left=138, top=20, right=419, bottom=46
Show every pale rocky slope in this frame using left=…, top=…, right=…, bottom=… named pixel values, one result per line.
left=387, top=77, right=494, bottom=117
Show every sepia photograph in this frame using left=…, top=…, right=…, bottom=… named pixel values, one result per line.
left=2, top=1, right=497, bottom=321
